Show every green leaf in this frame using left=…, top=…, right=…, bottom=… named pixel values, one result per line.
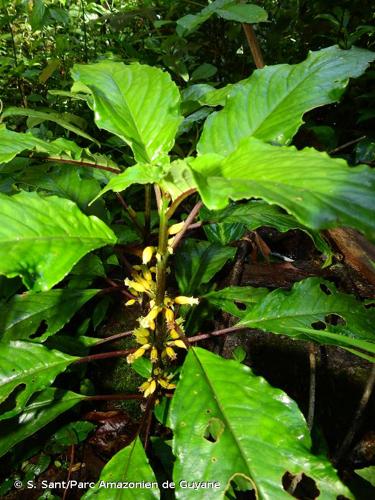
left=92, top=164, right=165, bottom=203
left=83, top=437, right=160, bottom=499
left=0, top=192, right=116, bottom=291
left=0, top=289, right=99, bottom=342
left=29, top=0, right=46, bottom=30
left=191, top=138, right=375, bottom=241
left=46, top=421, right=95, bottom=453
left=203, top=221, right=245, bottom=245
left=175, top=239, right=236, bottom=295
left=201, top=201, right=333, bottom=264
left=198, top=46, right=375, bottom=156
left=0, top=341, right=77, bottom=420
left=0, top=388, right=84, bottom=458
left=2, top=107, right=100, bottom=146
left=203, top=286, right=269, bottom=317
left=355, top=466, right=375, bottom=487
left=0, top=125, right=82, bottom=164
left=170, top=347, right=351, bottom=499
left=237, top=277, right=375, bottom=342
left=176, top=1, right=267, bottom=37
left=71, top=61, right=183, bottom=163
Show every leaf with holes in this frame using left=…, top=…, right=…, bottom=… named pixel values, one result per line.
left=0, top=192, right=116, bottom=291
left=198, top=46, right=375, bottom=155
left=203, top=286, right=269, bottom=317
left=170, top=347, right=351, bottom=499
left=201, top=201, right=332, bottom=264
left=0, top=289, right=99, bottom=342
left=236, top=277, right=375, bottom=342
left=190, top=138, right=375, bottom=241
left=175, top=239, right=236, bottom=295
left=0, top=341, right=77, bottom=420
left=83, top=437, right=160, bottom=499
left=71, top=61, right=183, bottom=163
left=0, top=388, right=84, bottom=458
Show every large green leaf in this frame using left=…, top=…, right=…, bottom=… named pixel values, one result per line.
left=198, top=46, right=375, bottom=156
left=0, top=192, right=116, bottom=291
left=190, top=138, right=375, bottom=240
left=236, top=277, right=375, bottom=342
left=94, top=160, right=197, bottom=203
left=203, top=286, right=269, bottom=317
left=83, top=437, right=160, bottom=499
left=2, top=107, right=100, bottom=145
left=0, top=388, right=84, bottom=458
left=71, top=61, right=183, bottom=164
left=0, top=341, right=77, bottom=420
left=0, top=124, right=81, bottom=164
left=176, top=1, right=267, bottom=37
left=170, top=347, right=351, bottom=499
left=175, top=239, right=236, bottom=295
left=0, top=289, right=99, bottom=342
left=201, top=201, right=333, bottom=264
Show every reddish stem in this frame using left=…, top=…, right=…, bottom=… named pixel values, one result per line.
left=74, top=349, right=135, bottom=364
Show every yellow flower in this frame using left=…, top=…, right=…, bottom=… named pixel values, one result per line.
left=164, top=307, right=175, bottom=323
left=165, top=346, right=177, bottom=360
left=127, top=344, right=151, bottom=364
left=142, top=246, right=155, bottom=264
left=168, top=339, right=187, bottom=350
left=174, top=296, right=199, bottom=306
left=150, top=346, right=158, bottom=363
left=125, top=299, right=136, bottom=306
left=158, top=378, right=176, bottom=390
left=168, top=221, right=185, bottom=235
left=139, top=378, right=157, bottom=398
left=124, top=278, right=148, bottom=294
left=133, top=327, right=150, bottom=345
left=169, top=329, right=180, bottom=340
left=139, top=306, right=161, bottom=330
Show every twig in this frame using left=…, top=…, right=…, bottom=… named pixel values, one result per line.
left=116, top=193, right=144, bottom=237
left=44, top=156, right=121, bottom=174
left=95, top=330, right=133, bottom=346
left=144, top=185, right=152, bottom=242
left=165, top=189, right=197, bottom=219
left=330, top=135, right=366, bottom=154
left=74, top=349, right=135, bottom=364
left=242, top=24, right=265, bottom=69
left=104, top=277, right=136, bottom=300
left=85, top=393, right=143, bottom=401
left=62, top=445, right=75, bottom=500
left=171, top=201, right=203, bottom=250
left=334, top=364, right=375, bottom=464
left=307, top=343, right=318, bottom=431
left=189, top=325, right=246, bottom=343
left=154, top=185, right=162, bottom=212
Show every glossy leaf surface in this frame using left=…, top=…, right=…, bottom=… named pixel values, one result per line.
left=0, top=192, right=116, bottom=291
left=170, top=347, right=350, bottom=499
left=0, top=388, right=84, bottom=458
left=191, top=138, right=375, bottom=241
left=84, top=437, right=160, bottom=499
left=198, top=46, right=375, bottom=155
left=71, top=61, right=183, bottom=163
left=0, top=289, right=99, bottom=342
left=0, top=341, right=77, bottom=420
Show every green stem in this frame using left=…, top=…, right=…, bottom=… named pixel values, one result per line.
left=155, top=198, right=170, bottom=307
left=144, top=184, right=152, bottom=242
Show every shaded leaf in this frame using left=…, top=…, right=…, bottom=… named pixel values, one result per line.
left=191, top=138, right=375, bottom=241
left=203, top=286, right=269, bottom=317
left=198, top=46, right=375, bottom=155
left=0, top=289, right=99, bottom=342
left=175, top=239, right=236, bottom=295
left=0, top=341, right=77, bottom=420
left=0, top=388, right=84, bottom=458
left=0, top=192, right=116, bottom=291
left=2, top=107, right=99, bottom=145
left=201, top=201, right=333, bottom=264
left=71, top=61, right=183, bottom=163
left=83, top=437, right=160, bottom=499
left=170, top=347, right=351, bottom=499
left=176, top=0, right=267, bottom=37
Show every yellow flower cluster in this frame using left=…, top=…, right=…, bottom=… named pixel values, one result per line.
left=123, top=245, right=199, bottom=397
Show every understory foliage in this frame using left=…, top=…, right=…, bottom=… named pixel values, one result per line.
left=0, top=1, right=375, bottom=499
